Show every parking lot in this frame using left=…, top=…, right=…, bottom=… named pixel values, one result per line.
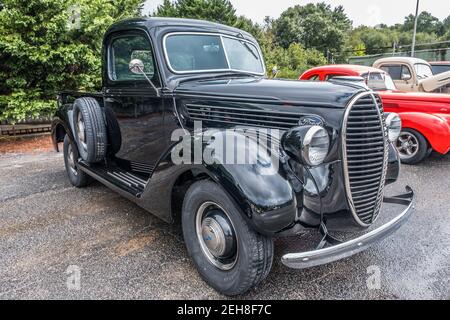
left=0, top=142, right=448, bottom=300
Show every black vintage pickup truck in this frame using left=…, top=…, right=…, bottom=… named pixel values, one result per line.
left=52, top=18, right=414, bottom=295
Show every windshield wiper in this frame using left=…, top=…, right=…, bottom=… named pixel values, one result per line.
left=236, top=32, right=259, bottom=60
left=242, top=42, right=259, bottom=60
left=175, top=71, right=261, bottom=85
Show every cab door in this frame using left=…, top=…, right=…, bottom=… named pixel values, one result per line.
left=103, top=30, right=166, bottom=170
left=379, top=64, right=415, bottom=92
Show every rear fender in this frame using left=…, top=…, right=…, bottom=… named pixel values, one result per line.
left=51, top=119, right=72, bottom=152
left=399, top=112, right=450, bottom=154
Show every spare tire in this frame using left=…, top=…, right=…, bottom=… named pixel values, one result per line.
left=72, top=97, right=107, bottom=163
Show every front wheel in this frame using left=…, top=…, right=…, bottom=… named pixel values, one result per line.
left=182, top=180, right=273, bottom=296
left=395, top=129, right=429, bottom=164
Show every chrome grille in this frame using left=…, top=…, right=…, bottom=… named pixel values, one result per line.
left=185, top=104, right=301, bottom=130
left=343, top=93, right=388, bottom=226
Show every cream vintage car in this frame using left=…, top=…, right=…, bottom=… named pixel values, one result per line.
left=373, top=57, right=450, bottom=94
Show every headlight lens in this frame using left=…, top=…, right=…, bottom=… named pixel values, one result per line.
left=302, top=126, right=330, bottom=166
left=385, top=113, right=402, bottom=142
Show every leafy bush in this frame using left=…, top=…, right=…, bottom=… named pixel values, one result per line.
left=0, top=0, right=144, bottom=123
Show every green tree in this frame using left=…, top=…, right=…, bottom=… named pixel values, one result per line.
left=153, top=0, right=264, bottom=44
left=266, top=43, right=327, bottom=79
left=0, top=0, right=144, bottom=123
left=153, top=1, right=327, bottom=79
left=441, top=15, right=450, bottom=37
left=154, top=0, right=237, bottom=26
left=403, top=11, right=442, bottom=35
left=272, top=3, right=351, bottom=57
left=351, top=26, right=397, bottom=54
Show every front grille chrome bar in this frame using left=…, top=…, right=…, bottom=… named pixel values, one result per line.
left=342, top=92, right=388, bottom=227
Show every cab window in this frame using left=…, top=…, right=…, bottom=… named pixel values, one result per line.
left=362, top=72, right=396, bottom=91
left=308, top=74, right=320, bottom=81
left=108, top=33, right=158, bottom=84
left=325, top=74, right=348, bottom=80
left=380, top=65, right=411, bottom=80
left=414, top=63, right=433, bottom=79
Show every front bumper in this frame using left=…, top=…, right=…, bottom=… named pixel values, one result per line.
left=281, top=186, right=414, bottom=269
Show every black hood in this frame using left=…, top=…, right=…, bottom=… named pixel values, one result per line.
left=174, top=76, right=366, bottom=108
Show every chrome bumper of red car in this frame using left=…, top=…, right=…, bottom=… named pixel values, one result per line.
left=281, top=186, right=414, bottom=269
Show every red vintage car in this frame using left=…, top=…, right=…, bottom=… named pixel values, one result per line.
left=300, top=65, right=450, bottom=164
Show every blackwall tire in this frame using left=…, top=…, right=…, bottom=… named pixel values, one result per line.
left=72, top=97, right=107, bottom=163
left=396, top=129, right=428, bottom=165
left=63, top=135, right=91, bottom=188
left=182, top=180, right=273, bottom=296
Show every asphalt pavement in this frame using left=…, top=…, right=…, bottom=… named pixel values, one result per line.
left=0, top=150, right=448, bottom=299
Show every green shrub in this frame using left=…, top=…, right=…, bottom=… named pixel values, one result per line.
left=0, top=0, right=144, bottom=123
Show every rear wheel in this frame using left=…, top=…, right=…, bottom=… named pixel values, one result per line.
left=182, top=180, right=273, bottom=296
left=395, top=129, right=429, bottom=164
left=63, top=135, right=91, bottom=188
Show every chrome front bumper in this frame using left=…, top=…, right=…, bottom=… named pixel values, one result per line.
left=281, top=186, right=414, bottom=269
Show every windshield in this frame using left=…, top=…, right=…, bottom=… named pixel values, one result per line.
left=363, top=72, right=397, bottom=91
left=415, top=63, right=433, bottom=79
left=431, top=64, right=450, bottom=75
left=164, top=33, right=265, bottom=74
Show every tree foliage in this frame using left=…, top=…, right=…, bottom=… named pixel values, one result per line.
left=0, top=0, right=144, bottom=122
left=1, top=1, right=449, bottom=122
left=272, top=3, right=352, bottom=58
left=153, top=0, right=328, bottom=78
left=154, top=0, right=237, bottom=26
left=403, top=11, right=443, bottom=35
left=349, top=12, right=450, bottom=56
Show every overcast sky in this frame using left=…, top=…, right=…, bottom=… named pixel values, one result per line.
left=143, top=0, right=450, bottom=27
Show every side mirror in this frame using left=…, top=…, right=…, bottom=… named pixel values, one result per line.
left=129, top=59, right=144, bottom=74
left=272, top=66, right=279, bottom=78
left=401, top=73, right=411, bottom=81
left=128, top=58, right=160, bottom=97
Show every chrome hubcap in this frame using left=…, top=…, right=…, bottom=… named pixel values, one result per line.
left=196, top=202, right=238, bottom=271
left=76, top=112, right=87, bottom=152
left=67, top=144, right=78, bottom=176
left=202, top=217, right=226, bottom=257
left=396, top=132, right=419, bottom=159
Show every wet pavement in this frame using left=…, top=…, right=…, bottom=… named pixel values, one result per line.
left=0, top=150, right=448, bottom=299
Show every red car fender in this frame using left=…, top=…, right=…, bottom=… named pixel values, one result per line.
left=399, top=112, right=450, bottom=154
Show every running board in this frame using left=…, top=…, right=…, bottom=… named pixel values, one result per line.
left=130, top=161, right=155, bottom=175
left=77, top=161, right=147, bottom=197
left=106, top=170, right=147, bottom=190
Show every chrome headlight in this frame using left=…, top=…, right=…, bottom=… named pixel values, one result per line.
left=302, top=126, right=330, bottom=166
left=282, top=125, right=330, bottom=166
left=385, top=113, right=402, bottom=142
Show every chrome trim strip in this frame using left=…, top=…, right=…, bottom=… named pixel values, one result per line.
left=373, top=93, right=389, bottom=223
left=281, top=186, right=414, bottom=269
left=162, top=32, right=266, bottom=76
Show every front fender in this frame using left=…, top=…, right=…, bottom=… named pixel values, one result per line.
left=192, top=129, right=297, bottom=235
left=142, top=128, right=298, bottom=235
left=399, top=112, right=450, bottom=154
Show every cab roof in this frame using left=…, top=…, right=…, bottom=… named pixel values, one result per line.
left=374, top=56, right=430, bottom=65
left=105, top=17, right=254, bottom=40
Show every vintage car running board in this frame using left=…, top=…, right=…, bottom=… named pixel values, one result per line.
left=281, top=186, right=414, bottom=269
left=77, top=160, right=146, bottom=197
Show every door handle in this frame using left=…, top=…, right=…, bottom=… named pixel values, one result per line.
left=105, top=97, right=119, bottom=103
left=441, top=108, right=448, bottom=112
